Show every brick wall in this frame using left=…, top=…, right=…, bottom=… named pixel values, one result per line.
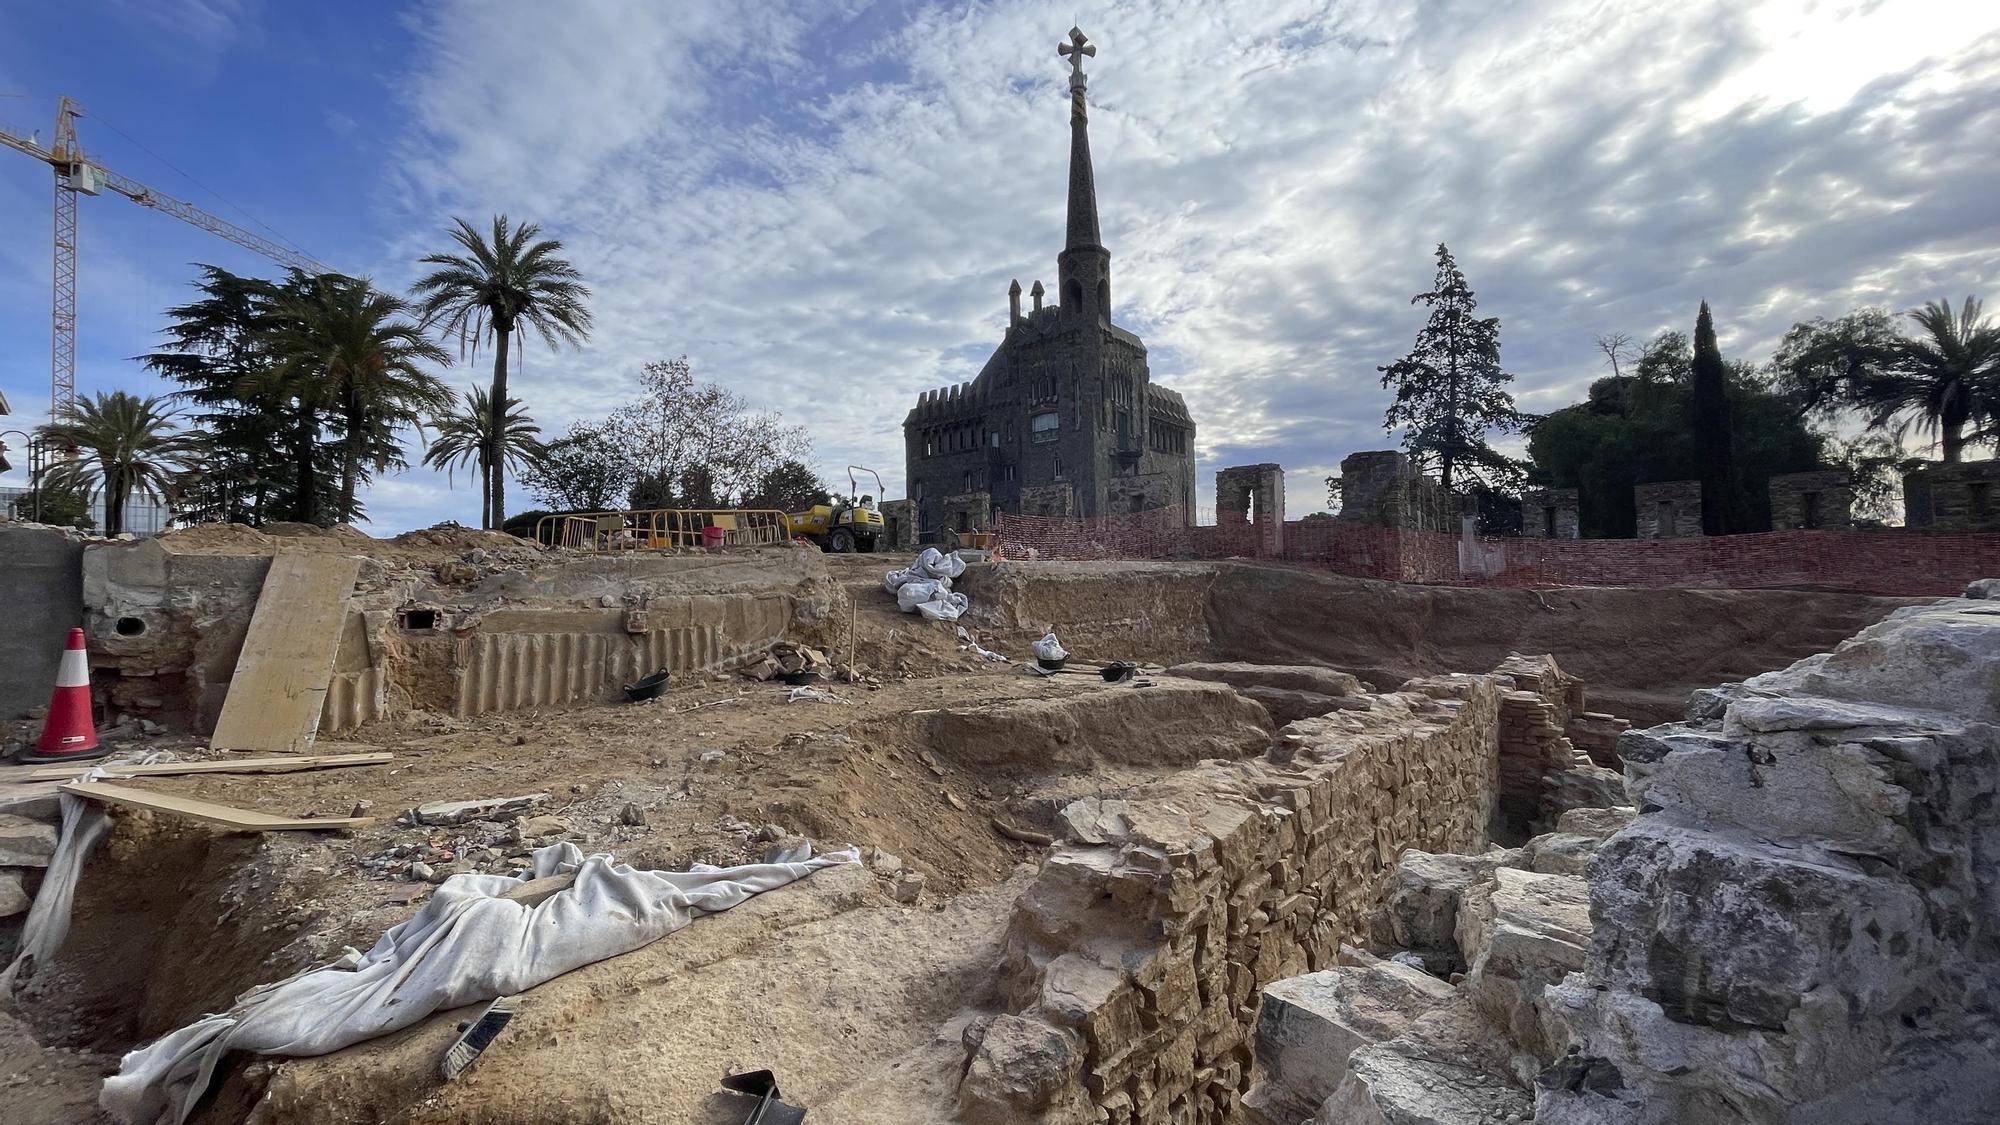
left=993, top=510, right=2000, bottom=596
left=959, top=672, right=1505, bottom=1125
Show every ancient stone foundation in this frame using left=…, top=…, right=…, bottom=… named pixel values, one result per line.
left=959, top=669, right=1510, bottom=1124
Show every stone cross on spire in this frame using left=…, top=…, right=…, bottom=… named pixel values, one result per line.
left=1058, top=26, right=1095, bottom=101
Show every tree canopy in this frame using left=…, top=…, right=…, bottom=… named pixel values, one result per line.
left=1528, top=333, right=1825, bottom=537
left=1378, top=243, right=1522, bottom=490
left=412, top=215, right=591, bottom=525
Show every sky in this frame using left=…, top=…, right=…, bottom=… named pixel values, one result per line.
left=2, top=0, right=1998, bottom=531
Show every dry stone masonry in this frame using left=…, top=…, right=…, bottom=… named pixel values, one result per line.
left=1243, top=590, right=2000, bottom=1125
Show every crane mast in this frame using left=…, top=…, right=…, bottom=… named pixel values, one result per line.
left=0, top=96, right=332, bottom=426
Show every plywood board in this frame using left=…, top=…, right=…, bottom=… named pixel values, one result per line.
left=59, top=781, right=375, bottom=832
left=7, top=752, right=392, bottom=784
left=210, top=552, right=362, bottom=753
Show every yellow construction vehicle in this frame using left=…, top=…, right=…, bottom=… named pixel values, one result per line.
left=788, top=466, right=887, bottom=552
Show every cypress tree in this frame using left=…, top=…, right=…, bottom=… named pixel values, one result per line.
left=1690, top=301, right=1737, bottom=534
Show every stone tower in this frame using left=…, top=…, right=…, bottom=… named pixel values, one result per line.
left=901, top=27, right=1197, bottom=539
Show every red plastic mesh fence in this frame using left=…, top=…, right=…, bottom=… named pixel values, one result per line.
left=993, top=509, right=2000, bottom=597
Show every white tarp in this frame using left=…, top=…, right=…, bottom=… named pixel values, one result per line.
left=1032, top=632, right=1067, bottom=662
left=101, top=842, right=856, bottom=1125
left=885, top=548, right=970, bottom=619
left=0, top=790, right=111, bottom=993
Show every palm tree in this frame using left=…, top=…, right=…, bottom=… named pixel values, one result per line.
left=410, top=216, right=592, bottom=527
left=256, top=275, right=454, bottom=520
left=423, top=386, right=547, bottom=528
left=1859, top=298, right=2000, bottom=463
left=38, top=391, right=201, bottom=535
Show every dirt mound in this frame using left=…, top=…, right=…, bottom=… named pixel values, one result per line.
left=154, top=521, right=544, bottom=562
left=914, top=678, right=1272, bottom=775
left=391, top=526, right=537, bottom=554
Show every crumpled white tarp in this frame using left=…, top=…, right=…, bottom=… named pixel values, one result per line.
left=956, top=626, right=1008, bottom=662
left=895, top=576, right=950, bottom=611
left=0, top=789, right=112, bottom=993
left=885, top=548, right=971, bottom=619
left=101, top=842, right=856, bottom=1125
left=1033, top=632, right=1068, bottom=662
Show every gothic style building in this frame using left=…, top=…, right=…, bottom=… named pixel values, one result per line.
left=901, top=28, right=1197, bottom=541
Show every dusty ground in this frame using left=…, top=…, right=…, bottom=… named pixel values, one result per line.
left=0, top=547, right=1921, bottom=1123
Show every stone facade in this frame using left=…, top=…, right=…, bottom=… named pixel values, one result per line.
left=1633, top=480, right=1702, bottom=538
left=1520, top=487, right=1580, bottom=539
left=1902, top=459, right=2000, bottom=531
left=1216, top=464, right=1286, bottom=556
left=1767, top=469, right=1854, bottom=530
left=877, top=499, right=917, bottom=553
left=903, top=33, right=1195, bottom=541
left=939, top=490, right=993, bottom=538
left=1336, top=451, right=1456, bottom=532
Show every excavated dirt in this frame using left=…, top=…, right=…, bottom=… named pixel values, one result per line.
left=156, top=522, right=536, bottom=561
left=0, top=547, right=1923, bottom=1123
left=1197, top=563, right=1919, bottom=724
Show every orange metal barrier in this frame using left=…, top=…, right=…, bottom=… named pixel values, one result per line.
left=532, top=508, right=792, bottom=552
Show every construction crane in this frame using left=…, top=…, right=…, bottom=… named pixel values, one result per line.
left=0, top=95, right=333, bottom=427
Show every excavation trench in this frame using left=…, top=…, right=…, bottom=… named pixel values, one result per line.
left=0, top=543, right=1918, bottom=1124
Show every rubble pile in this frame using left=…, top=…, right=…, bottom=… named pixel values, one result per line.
left=739, top=641, right=834, bottom=682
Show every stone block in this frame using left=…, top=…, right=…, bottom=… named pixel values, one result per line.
left=1368, top=849, right=1521, bottom=974
left=958, top=1014, right=1089, bottom=1125
left=1455, top=867, right=1592, bottom=1066
left=0, top=814, right=59, bottom=867
left=0, top=869, right=28, bottom=917
left=1589, top=819, right=1934, bottom=1029
left=1315, top=1001, right=1533, bottom=1125
left=1242, top=961, right=1455, bottom=1124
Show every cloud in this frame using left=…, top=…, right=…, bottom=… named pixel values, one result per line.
left=370, top=0, right=2000, bottom=531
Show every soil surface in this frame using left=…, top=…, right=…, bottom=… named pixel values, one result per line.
left=0, top=549, right=1920, bottom=1123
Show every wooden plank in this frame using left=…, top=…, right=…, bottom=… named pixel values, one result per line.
left=6, top=752, right=393, bottom=784
left=58, top=781, right=375, bottom=832
left=210, top=552, right=362, bottom=753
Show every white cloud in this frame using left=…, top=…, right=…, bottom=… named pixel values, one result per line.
left=360, top=0, right=2000, bottom=530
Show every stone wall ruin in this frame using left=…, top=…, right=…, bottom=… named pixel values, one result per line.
left=1240, top=587, right=2000, bottom=1125
left=956, top=651, right=1628, bottom=1125
left=1633, top=480, right=1702, bottom=539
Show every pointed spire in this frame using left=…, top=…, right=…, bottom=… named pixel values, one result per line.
left=1009, top=278, right=1023, bottom=325
left=1057, top=26, right=1102, bottom=253
left=1030, top=280, right=1045, bottom=311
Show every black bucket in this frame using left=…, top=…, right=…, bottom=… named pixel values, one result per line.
left=1036, top=656, right=1067, bottom=672
left=779, top=668, right=821, bottom=686
left=623, top=668, right=670, bottom=702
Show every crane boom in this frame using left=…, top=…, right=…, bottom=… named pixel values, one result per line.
left=0, top=97, right=331, bottom=425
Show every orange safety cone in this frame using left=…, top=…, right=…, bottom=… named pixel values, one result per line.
left=23, top=627, right=105, bottom=764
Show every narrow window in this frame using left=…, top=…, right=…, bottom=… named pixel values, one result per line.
left=1053, top=453, right=1065, bottom=479
left=1542, top=507, right=1557, bottom=536
left=1971, top=483, right=1992, bottom=522
left=1800, top=491, right=1821, bottom=529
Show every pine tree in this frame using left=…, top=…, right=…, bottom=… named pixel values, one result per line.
left=1689, top=301, right=1738, bottom=534
left=1379, top=244, right=1522, bottom=491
